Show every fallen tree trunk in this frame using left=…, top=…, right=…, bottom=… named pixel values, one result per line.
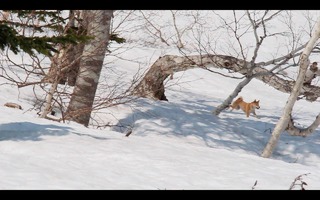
left=132, top=54, right=320, bottom=102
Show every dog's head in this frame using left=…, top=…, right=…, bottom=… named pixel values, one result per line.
left=252, top=100, right=260, bottom=109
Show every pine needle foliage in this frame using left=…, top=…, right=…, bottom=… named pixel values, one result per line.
left=0, top=10, right=89, bottom=56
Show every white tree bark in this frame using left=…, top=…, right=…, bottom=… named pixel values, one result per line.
left=132, top=54, right=240, bottom=100
left=261, top=18, right=320, bottom=158
left=287, top=113, right=320, bottom=136
left=39, top=72, right=60, bottom=118
left=132, top=51, right=320, bottom=102
left=40, top=41, right=69, bottom=118
left=66, top=10, right=113, bottom=127
left=40, top=10, right=87, bottom=119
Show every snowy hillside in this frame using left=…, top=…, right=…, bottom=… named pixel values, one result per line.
left=1, top=10, right=320, bottom=189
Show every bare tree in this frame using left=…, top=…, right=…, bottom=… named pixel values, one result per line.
left=131, top=50, right=312, bottom=101
left=65, top=10, right=114, bottom=127
left=43, top=10, right=88, bottom=87
left=0, top=10, right=86, bottom=120
left=39, top=10, right=88, bottom=119
left=134, top=11, right=309, bottom=97
left=133, top=11, right=277, bottom=101
left=131, top=11, right=320, bottom=143
left=261, top=18, right=320, bottom=158
left=130, top=10, right=206, bottom=50
left=132, top=11, right=320, bottom=110
left=0, top=10, right=143, bottom=128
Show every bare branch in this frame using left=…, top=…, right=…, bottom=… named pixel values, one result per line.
left=289, top=173, right=310, bottom=190
left=139, top=11, right=170, bottom=46
left=287, top=114, right=320, bottom=137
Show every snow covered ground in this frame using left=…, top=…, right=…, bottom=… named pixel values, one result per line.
left=0, top=10, right=320, bottom=190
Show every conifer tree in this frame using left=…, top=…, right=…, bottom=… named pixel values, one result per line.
left=0, top=10, right=87, bottom=56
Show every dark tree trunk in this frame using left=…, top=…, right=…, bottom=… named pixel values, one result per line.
left=44, top=10, right=87, bottom=86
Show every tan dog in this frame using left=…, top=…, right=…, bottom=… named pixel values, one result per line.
left=229, top=97, right=260, bottom=118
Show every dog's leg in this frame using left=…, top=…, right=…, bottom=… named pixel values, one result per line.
left=252, top=110, right=260, bottom=119
left=245, top=108, right=250, bottom=117
left=245, top=105, right=250, bottom=117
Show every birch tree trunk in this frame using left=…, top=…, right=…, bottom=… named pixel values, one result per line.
left=39, top=66, right=60, bottom=118
left=261, top=18, right=320, bottom=158
left=65, top=10, right=113, bottom=127
left=40, top=10, right=88, bottom=119
left=132, top=53, right=320, bottom=102
left=132, top=55, right=252, bottom=100
left=286, top=113, right=320, bottom=137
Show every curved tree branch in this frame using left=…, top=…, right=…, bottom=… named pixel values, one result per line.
left=286, top=113, right=320, bottom=137
left=132, top=54, right=320, bottom=102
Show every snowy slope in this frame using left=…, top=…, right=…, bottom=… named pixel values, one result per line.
left=0, top=10, right=320, bottom=190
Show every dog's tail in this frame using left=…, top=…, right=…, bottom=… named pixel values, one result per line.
left=236, top=96, right=243, bottom=101
left=229, top=96, right=243, bottom=109
left=233, top=96, right=243, bottom=104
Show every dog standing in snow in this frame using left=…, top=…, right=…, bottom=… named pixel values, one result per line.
left=229, top=97, right=260, bottom=118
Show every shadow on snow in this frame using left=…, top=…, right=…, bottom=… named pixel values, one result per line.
left=113, top=97, right=320, bottom=166
left=0, top=122, right=71, bottom=141
left=0, top=122, right=110, bottom=141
